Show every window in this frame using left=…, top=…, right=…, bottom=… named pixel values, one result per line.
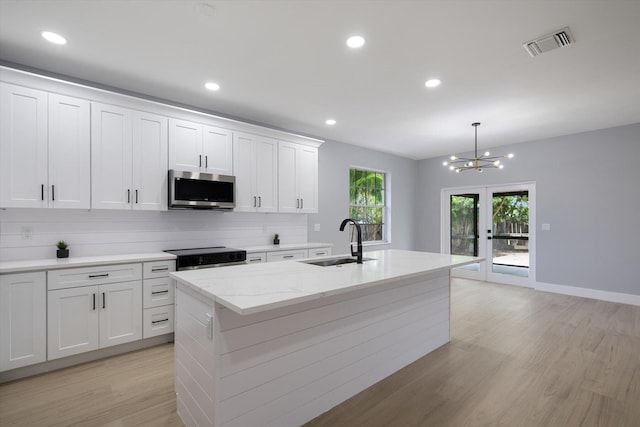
left=349, top=168, right=387, bottom=242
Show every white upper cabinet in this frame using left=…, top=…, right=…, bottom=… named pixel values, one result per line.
left=0, top=83, right=90, bottom=209
left=278, top=141, right=318, bottom=213
left=48, top=93, right=91, bottom=209
left=233, top=132, right=278, bottom=212
left=132, top=111, right=168, bottom=210
left=91, top=103, right=134, bottom=210
left=92, top=103, right=168, bottom=211
left=169, top=118, right=233, bottom=175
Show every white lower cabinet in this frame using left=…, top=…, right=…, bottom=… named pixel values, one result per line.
left=246, top=252, right=266, bottom=263
left=142, top=260, right=175, bottom=339
left=47, top=264, right=143, bottom=360
left=48, top=280, right=142, bottom=360
left=308, top=247, right=333, bottom=258
left=266, top=249, right=309, bottom=262
left=0, top=272, right=46, bottom=372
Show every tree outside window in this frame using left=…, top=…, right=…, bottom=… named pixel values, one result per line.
left=349, top=168, right=386, bottom=242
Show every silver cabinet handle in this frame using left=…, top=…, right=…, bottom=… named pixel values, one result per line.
left=301, top=198, right=303, bottom=209
left=151, top=290, right=169, bottom=295
left=206, top=313, right=213, bottom=340
left=296, top=198, right=299, bottom=208
left=89, top=273, right=109, bottom=278
left=253, top=196, right=257, bottom=207
left=249, top=257, right=262, bottom=262
left=283, top=255, right=294, bottom=259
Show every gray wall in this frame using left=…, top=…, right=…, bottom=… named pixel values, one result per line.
left=416, top=123, right=640, bottom=295
left=308, top=140, right=419, bottom=254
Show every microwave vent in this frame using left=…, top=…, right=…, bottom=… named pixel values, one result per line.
left=523, top=27, right=574, bottom=57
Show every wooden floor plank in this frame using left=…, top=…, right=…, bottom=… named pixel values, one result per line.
left=1, top=278, right=638, bottom=426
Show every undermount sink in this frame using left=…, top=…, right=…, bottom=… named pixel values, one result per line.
left=300, top=256, right=374, bottom=267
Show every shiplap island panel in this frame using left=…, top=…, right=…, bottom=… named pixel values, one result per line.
left=172, top=249, right=479, bottom=427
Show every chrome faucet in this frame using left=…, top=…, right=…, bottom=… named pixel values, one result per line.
left=339, top=218, right=363, bottom=264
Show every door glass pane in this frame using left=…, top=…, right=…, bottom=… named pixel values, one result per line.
left=491, top=191, right=529, bottom=277
left=450, top=194, right=480, bottom=271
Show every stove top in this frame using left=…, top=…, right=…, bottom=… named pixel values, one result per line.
left=165, top=246, right=247, bottom=270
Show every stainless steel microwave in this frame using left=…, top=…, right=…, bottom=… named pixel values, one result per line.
left=168, top=170, right=235, bottom=210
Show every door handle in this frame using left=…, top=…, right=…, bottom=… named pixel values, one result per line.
left=199, top=155, right=202, bottom=167
left=127, top=189, right=131, bottom=203
left=300, top=198, right=303, bottom=209
left=205, top=156, right=208, bottom=168
left=258, top=196, right=261, bottom=207
left=135, top=189, right=138, bottom=204
left=102, top=292, right=106, bottom=309
left=92, top=293, right=96, bottom=310
left=296, top=198, right=299, bottom=208
left=51, top=185, right=55, bottom=201
left=253, top=196, right=257, bottom=207
left=41, top=184, right=45, bottom=201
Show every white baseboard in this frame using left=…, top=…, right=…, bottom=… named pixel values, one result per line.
left=535, top=282, right=640, bottom=307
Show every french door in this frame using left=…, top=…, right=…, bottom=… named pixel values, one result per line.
left=442, top=183, right=535, bottom=287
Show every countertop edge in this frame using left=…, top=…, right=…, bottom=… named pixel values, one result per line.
left=0, top=252, right=177, bottom=274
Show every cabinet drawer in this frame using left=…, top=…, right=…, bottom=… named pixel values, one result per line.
left=266, top=249, right=309, bottom=262
left=143, top=305, right=174, bottom=338
left=143, top=277, right=175, bottom=308
left=48, top=263, right=142, bottom=290
left=246, top=252, right=266, bottom=263
left=143, top=260, right=176, bottom=279
left=308, top=247, right=332, bottom=258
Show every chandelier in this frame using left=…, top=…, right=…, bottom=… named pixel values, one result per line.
left=443, top=122, right=513, bottom=173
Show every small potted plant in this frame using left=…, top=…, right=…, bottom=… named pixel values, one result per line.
left=273, top=233, right=280, bottom=245
left=56, top=240, right=69, bottom=258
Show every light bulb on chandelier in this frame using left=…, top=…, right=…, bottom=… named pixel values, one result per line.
left=442, top=122, right=513, bottom=173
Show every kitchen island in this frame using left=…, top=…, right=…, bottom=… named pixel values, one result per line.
left=171, top=249, right=479, bottom=427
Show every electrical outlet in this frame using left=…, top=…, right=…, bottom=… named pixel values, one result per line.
left=541, top=223, right=551, bottom=231
left=21, top=226, right=33, bottom=240
left=314, top=223, right=321, bottom=232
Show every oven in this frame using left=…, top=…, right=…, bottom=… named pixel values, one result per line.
left=164, top=246, right=247, bottom=270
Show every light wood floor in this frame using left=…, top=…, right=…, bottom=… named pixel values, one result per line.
left=1, top=278, right=638, bottom=426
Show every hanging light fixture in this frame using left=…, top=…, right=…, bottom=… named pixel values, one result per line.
left=443, top=122, right=513, bottom=173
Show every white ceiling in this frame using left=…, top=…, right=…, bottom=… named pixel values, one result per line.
left=1, top=0, right=639, bottom=160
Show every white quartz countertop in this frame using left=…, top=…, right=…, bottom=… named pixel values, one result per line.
left=241, top=242, right=333, bottom=253
left=171, top=249, right=481, bottom=315
left=0, top=252, right=176, bottom=274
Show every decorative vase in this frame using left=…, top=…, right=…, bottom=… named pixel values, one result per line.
left=56, top=249, right=69, bottom=258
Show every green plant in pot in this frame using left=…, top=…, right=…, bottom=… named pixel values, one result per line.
left=56, top=240, right=69, bottom=258
left=273, top=233, right=280, bottom=245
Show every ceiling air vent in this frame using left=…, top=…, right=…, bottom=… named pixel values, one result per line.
left=523, top=27, right=574, bottom=57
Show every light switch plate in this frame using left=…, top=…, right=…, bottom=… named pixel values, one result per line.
left=541, top=223, right=551, bottom=231
left=314, top=223, right=321, bottom=232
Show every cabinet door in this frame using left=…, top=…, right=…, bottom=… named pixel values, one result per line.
left=132, top=111, right=168, bottom=211
left=278, top=141, right=298, bottom=213
left=48, top=285, right=100, bottom=360
left=255, top=137, right=278, bottom=213
left=232, top=132, right=257, bottom=212
left=48, top=93, right=91, bottom=209
left=297, top=145, right=318, bottom=213
left=202, top=125, right=233, bottom=175
left=169, top=118, right=202, bottom=172
left=91, top=103, right=133, bottom=209
left=99, top=281, right=142, bottom=348
left=0, top=83, right=48, bottom=208
left=0, top=272, right=46, bottom=371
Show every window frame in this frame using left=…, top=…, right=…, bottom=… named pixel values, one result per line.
left=348, top=166, right=390, bottom=244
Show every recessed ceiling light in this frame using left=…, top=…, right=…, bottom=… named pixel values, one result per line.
left=346, top=35, right=365, bottom=49
left=425, top=79, right=441, bottom=88
left=325, top=119, right=337, bottom=126
left=41, top=31, right=67, bottom=45
left=205, top=82, right=220, bottom=91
